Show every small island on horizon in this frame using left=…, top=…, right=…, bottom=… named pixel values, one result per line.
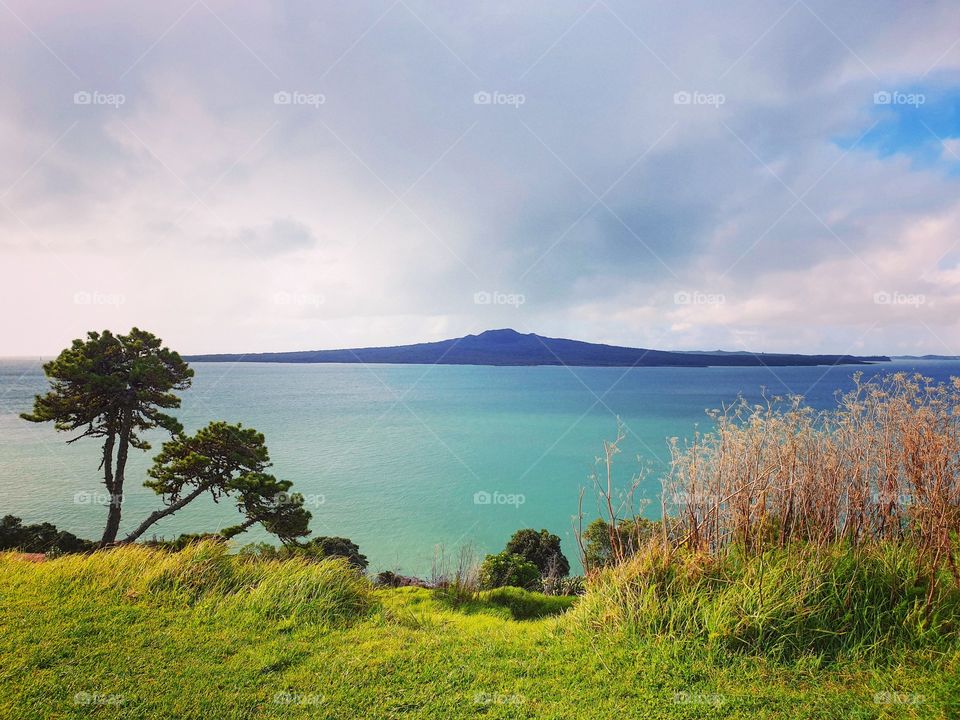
left=184, top=328, right=891, bottom=368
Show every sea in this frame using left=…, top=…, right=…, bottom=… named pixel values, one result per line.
left=1, top=357, right=957, bottom=574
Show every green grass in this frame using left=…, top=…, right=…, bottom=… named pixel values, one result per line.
left=0, top=542, right=958, bottom=719
left=574, top=542, right=960, bottom=661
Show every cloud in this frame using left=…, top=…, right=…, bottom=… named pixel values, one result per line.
left=2, top=0, right=960, bottom=355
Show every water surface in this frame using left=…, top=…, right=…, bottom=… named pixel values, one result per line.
left=1, top=358, right=956, bottom=573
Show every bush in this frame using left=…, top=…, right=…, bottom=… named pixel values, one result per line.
left=0, top=515, right=94, bottom=554
left=479, top=552, right=540, bottom=590
left=581, top=517, right=660, bottom=570
left=301, top=536, right=368, bottom=570
left=505, top=528, right=569, bottom=578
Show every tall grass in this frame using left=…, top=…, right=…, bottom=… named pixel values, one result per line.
left=662, top=373, right=960, bottom=603
left=573, top=373, right=960, bottom=658
left=573, top=541, right=960, bottom=660
left=0, top=541, right=373, bottom=627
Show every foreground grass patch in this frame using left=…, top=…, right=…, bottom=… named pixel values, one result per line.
left=0, top=544, right=958, bottom=718
left=573, top=542, right=960, bottom=662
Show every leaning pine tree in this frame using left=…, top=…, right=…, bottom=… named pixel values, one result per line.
left=123, top=421, right=312, bottom=545
left=22, top=328, right=193, bottom=545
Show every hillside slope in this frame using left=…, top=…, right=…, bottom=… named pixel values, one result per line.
left=0, top=545, right=955, bottom=719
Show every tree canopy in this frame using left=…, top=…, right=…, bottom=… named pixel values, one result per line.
left=505, top=528, right=570, bottom=578
left=22, top=328, right=193, bottom=544
left=23, top=328, right=316, bottom=549
left=124, top=421, right=312, bottom=545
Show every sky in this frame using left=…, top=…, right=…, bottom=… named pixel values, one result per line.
left=2, top=1, right=960, bottom=356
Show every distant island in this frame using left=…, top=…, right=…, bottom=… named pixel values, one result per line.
left=185, top=329, right=890, bottom=368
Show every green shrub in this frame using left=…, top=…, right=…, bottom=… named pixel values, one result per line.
left=581, top=516, right=661, bottom=570
left=479, top=552, right=540, bottom=590
left=0, top=515, right=94, bottom=554
left=505, top=528, right=570, bottom=577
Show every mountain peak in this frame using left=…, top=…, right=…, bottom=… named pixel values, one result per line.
left=475, top=328, right=526, bottom=340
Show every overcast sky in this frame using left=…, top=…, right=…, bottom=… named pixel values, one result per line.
left=3, top=1, right=960, bottom=356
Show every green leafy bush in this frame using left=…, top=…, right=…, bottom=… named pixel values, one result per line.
left=479, top=551, right=540, bottom=590
left=505, top=528, right=569, bottom=577
left=0, top=515, right=93, bottom=554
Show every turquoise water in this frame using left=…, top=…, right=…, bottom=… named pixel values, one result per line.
left=1, top=358, right=958, bottom=574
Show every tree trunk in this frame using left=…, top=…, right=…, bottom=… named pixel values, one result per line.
left=100, top=410, right=131, bottom=545
left=121, top=484, right=210, bottom=544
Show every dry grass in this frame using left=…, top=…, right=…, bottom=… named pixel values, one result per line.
left=661, top=372, right=960, bottom=605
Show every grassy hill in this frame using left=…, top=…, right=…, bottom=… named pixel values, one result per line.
left=1, top=542, right=957, bottom=719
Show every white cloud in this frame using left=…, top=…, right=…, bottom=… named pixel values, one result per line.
left=2, top=1, right=960, bottom=355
